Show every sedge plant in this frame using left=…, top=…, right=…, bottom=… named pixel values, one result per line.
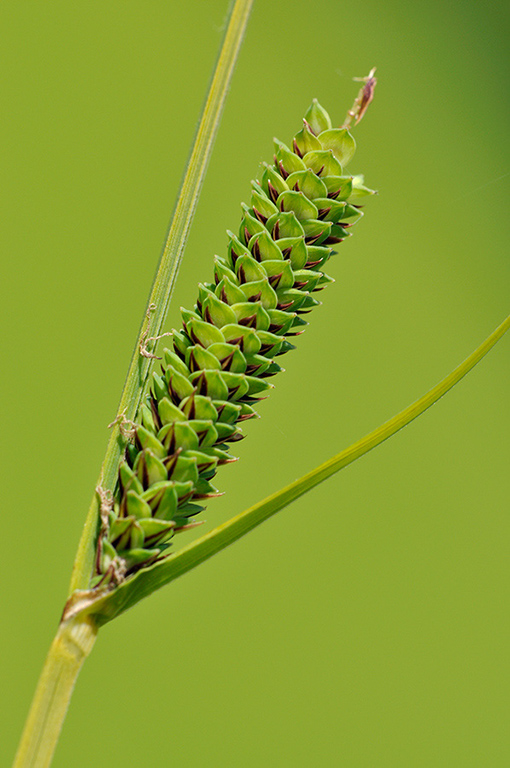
left=11, top=1, right=510, bottom=766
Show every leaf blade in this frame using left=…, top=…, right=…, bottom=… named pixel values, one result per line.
left=83, top=313, right=510, bottom=624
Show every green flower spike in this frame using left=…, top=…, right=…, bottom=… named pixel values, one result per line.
left=92, top=101, right=376, bottom=588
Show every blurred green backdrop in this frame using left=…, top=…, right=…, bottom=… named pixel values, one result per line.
left=1, top=0, right=509, bottom=765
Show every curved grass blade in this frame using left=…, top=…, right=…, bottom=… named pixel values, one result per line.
left=68, top=0, right=254, bottom=595
left=80, top=313, right=509, bottom=625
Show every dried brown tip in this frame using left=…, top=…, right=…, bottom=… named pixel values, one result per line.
left=342, top=67, right=377, bottom=129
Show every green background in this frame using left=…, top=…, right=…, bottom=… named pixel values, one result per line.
left=1, top=0, right=509, bottom=765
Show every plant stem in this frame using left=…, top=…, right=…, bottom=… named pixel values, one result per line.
left=12, top=616, right=98, bottom=768
left=68, top=0, right=254, bottom=595
left=13, top=3, right=253, bottom=766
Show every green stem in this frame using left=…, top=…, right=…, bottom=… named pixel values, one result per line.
left=68, top=0, right=254, bottom=595
left=13, top=3, right=254, bottom=766
left=12, top=617, right=98, bottom=768
left=83, top=313, right=509, bottom=624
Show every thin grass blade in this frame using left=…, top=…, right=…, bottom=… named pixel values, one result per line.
left=68, top=0, right=254, bottom=595
left=79, top=313, right=509, bottom=624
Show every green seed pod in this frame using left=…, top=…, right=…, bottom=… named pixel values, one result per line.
left=349, top=174, right=377, bottom=200
left=158, top=421, right=199, bottom=453
left=251, top=184, right=279, bottom=221
left=110, top=517, right=144, bottom=552
left=135, top=426, right=166, bottom=459
left=95, top=100, right=373, bottom=585
left=157, top=397, right=187, bottom=425
left=286, top=169, right=328, bottom=200
left=186, top=317, right=225, bottom=348
left=226, top=231, right=251, bottom=265
left=216, top=276, right=246, bottom=305
left=260, top=162, right=289, bottom=200
left=304, top=99, right=332, bottom=135
left=208, top=342, right=247, bottom=372
left=167, top=454, right=199, bottom=484
left=186, top=343, right=222, bottom=372
left=134, top=450, right=167, bottom=488
left=276, top=237, right=308, bottom=270
left=267, top=211, right=304, bottom=239
left=125, top=491, right=152, bottom=520
left=140, top=481, right=179, bottom=520
left=213, top=256, right=237, bottom=284
left=234, top=252, right=266, bottom=283
left=213, top=400, right=242, bottom=423
left=162, top=348, right=189, bottom=375
left=249, top=229, right=283, bottom=262
left=239, top=203, right=266, bottom=243
left=221, top=324, right=261, bottom=354
left=201, top=292, right=238, bottom=328
left=119, top=461, right=144, bottom=496
left=171, top=330, right=191, bottom=358
left=138, top=518, right=175, bottom=547
left=165, top=367, right=195, bottom=402
left=122, top=548, right=161, bottom=570
left=274, top=139, right=306, bottom=176
left=277, top=190, right=318, bottom=221
left=303, top=149, right=343, bottom=177
left=293, top=120, right=322, bottom=155
left=317, top=128, right=356, bottom=165
left=323, top=175, right=353, bottom=200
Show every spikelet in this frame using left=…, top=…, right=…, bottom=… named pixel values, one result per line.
left=92, top=100, right=375, bottom=587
